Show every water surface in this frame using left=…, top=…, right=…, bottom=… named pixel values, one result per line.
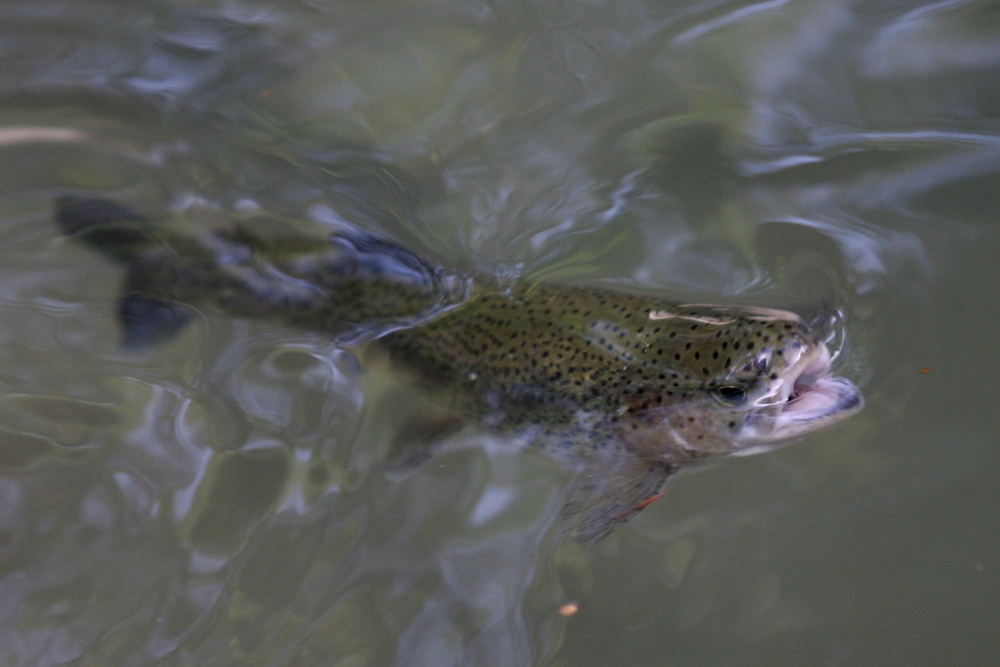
left=0, top=0, right=998, bottom=665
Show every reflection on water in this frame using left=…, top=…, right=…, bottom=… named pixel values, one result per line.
left=0, top=0, right=997, bottom=665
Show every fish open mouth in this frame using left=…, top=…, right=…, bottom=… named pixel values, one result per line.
left=771, top=346, right=863, bottom=437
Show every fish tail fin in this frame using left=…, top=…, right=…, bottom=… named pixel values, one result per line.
left=57, top=195, right=196, bottom=347
left=56, top=195, right=154, bottom=263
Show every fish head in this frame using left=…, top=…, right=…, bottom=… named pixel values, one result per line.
left=628, top=304, right=863, bottom=460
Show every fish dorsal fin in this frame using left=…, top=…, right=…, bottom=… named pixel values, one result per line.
left=561, top=436, right=676, bottom=542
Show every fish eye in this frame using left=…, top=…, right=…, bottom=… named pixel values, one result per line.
left=714, top=385, right=748, bottom=405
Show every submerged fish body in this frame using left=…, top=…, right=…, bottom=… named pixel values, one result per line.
left=56, top=195, right=863, bottom=540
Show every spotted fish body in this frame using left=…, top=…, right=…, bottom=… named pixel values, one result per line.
left=57, top=196, right=863, bottom=540
left=384, top=285, right=819, bottom=441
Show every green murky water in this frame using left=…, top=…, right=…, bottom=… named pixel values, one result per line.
left=0, top=0, right=998, bottom=664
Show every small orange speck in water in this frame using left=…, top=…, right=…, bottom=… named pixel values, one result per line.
left=558, top=603, right=579, bottom=617
left=260, top=89, right=272, bottom=99
left=919, top=368, right=929, bottom=374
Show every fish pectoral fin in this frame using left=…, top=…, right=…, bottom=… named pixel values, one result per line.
left=383, top=414, right=467, bottom=479
left=118, top=293, right=195, bottom=348
left=561, top=447, right=676, bottom=542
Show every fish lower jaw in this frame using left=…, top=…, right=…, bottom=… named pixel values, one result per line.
left=780, top=340, right=862, bottom=423
left=768, top=376, right=863, bottom=441
left=740, top=343, right=863, bottom=446
left=783, top=374, right=862, bottom=416
left=734, top=377, right=862, bottom=451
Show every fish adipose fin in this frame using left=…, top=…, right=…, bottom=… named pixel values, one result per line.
left=57, top=195, right=195, bottom=347
left=561, top=440, right=676, bottom=542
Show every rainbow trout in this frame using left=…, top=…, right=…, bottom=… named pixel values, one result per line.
left=56, top=195, right=863, bottom=540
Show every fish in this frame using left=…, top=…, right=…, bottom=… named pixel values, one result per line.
left=55, top=194, right=863, bottom=541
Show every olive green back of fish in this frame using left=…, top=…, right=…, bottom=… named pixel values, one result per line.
left=378, top=282, right=809, bottom=429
